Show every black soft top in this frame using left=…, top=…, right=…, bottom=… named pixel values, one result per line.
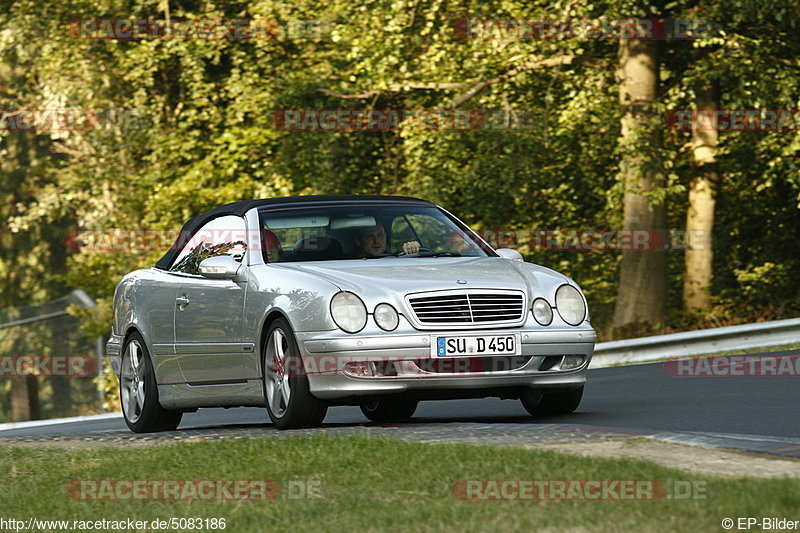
left=154, top=195, right=432, bottom=270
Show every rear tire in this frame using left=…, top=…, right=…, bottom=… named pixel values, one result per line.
left=263, top=318, right=328, bottom=429
left=521, top=386, right=584, bottom=417
left=360, top=400, right=418, bottom=422
left=120, top=332, right=182, bottom=433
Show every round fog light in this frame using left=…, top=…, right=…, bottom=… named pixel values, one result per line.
left=344, top=361, right=376, bottom=377
left=532, top=298, right=553, bottom=326
left=374, top=303, right=399, bottom=331
left=561, top=355, right=586, bottom=370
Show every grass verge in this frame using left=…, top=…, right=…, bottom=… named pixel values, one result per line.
left=1, top=436, right=799, bottom=532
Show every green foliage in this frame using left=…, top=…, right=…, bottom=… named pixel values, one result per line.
left=0, top=0, right=798, bottom=354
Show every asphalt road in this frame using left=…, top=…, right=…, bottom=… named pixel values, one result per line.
left=1, top=361, right=798, bottom=440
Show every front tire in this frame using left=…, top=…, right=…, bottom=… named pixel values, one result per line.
left=120, top=332, right=182, bottom=433
left=263, top=318, right=328, bottom=429
left=521, top=386, right=584, bottom=417
left=360, top=400, right=418, bottom=422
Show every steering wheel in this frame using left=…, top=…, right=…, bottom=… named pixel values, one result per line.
left=396, top=246, right=430, bottom=257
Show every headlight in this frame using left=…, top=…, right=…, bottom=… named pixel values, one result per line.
left=373, top=303, right=399, bottom=331
left=330, top=292, right=367, bottom=333
left=555, top=285, right=586, bottom=326
left=532, top=298, right=553, bottom=326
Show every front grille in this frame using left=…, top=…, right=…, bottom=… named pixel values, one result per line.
left=407, top=291, right=525, bottom=326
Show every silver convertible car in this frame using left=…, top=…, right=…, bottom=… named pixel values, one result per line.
left=107, top=195, right=596, bottom=432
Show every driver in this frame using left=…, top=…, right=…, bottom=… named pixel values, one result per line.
left=355, top=225, right=420, bottom=257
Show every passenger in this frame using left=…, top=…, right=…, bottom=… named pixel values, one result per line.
left=449, top=230, right=472, bottom=252
left=262, top=229, right=283, bottom=263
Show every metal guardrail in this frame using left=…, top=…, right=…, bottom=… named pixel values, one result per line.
left=0, top=289, right=105, bottom=414
left=0, top=290, right=96, bottom=330
left=590, top=317, right=800, bottom=368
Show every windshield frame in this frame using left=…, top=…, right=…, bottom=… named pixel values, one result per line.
left=255, top=201, right=498, bottom=263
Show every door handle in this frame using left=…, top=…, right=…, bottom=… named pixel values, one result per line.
left=176, top=295, right=190, bottom=307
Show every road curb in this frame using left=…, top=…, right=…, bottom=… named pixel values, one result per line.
left=0, top=412, right=121, bottom=432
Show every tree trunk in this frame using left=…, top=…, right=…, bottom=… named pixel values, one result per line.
left=612, top=39, right=667, bottom=332
left=10, top=376, right=40, bottom=421
left=683, top=81, right=719, bottom=310
left=49, top=236, right=72, bottom=415
left=1, top=59, right=45, bottom=421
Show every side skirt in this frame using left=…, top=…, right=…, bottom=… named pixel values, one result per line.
left=158, top=379, right=265, bottom=409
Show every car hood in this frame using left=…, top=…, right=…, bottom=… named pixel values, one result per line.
left=287, top=257, right=569, bottom=300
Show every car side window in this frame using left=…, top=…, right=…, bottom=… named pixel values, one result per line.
left=170, top=215, right=248, bottom=275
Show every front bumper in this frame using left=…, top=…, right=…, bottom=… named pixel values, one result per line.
left=296, top=327, right=595, bottom=401
left=106, top=334, right=123, bottom=375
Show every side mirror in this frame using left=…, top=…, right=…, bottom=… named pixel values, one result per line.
left=199, top=255, right=241, bottom=279
left=495, top=248, right=524, bottom=261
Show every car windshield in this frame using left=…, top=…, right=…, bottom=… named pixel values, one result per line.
left=257, top=204, right=494, bottom=262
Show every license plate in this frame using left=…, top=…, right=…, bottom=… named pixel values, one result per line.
left=432, top=334, right=521, bottom=357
